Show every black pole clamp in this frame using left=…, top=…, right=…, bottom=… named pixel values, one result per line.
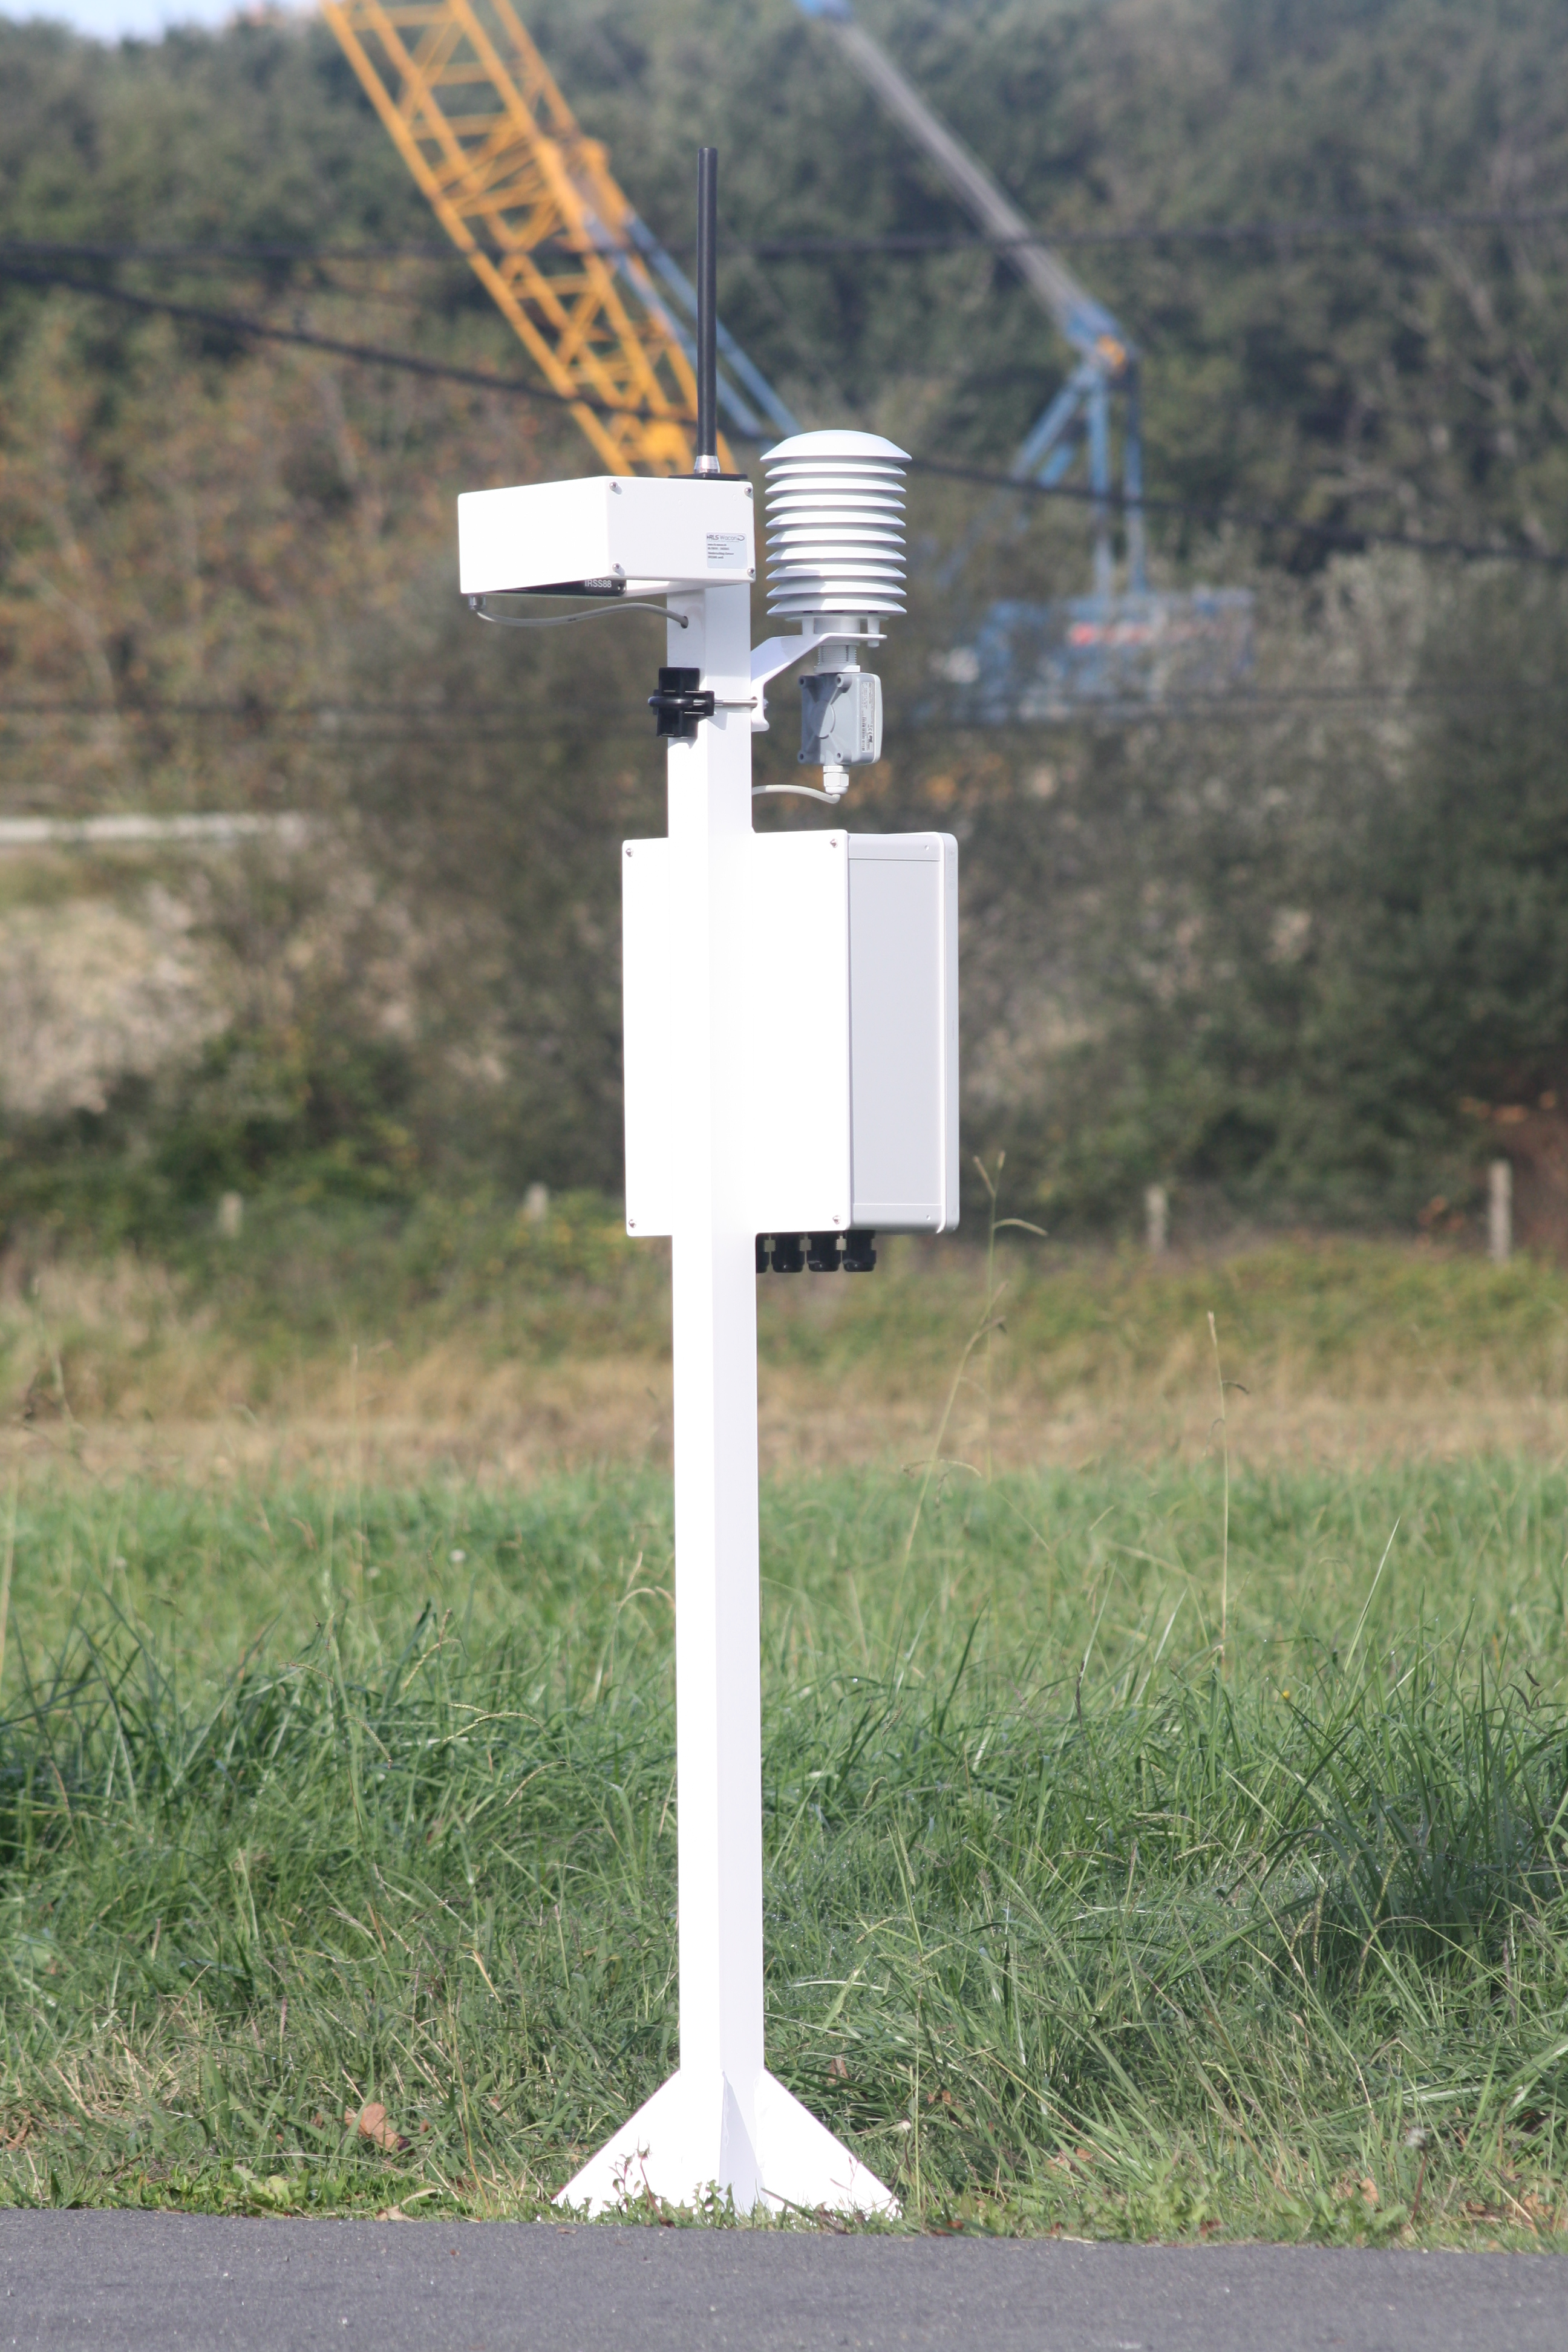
left=648, top=667, right=716, bottom=740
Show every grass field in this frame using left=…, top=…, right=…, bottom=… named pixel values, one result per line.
left=2, top=1452, right=1567, bottom=2240
left=1, top=1222, right=1567, bottom=2240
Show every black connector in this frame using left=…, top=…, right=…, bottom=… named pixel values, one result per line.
left=648, top=667, right=715, bottom=740
left=806, top=1232, right=841, bottom=1273
left=755, top=1234, right=770, bottom=1274
left=771, top=1234, right=806, bottom=1273
left=841, top=1229, right=878, bottom=1273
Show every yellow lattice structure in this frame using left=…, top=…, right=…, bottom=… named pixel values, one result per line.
left=322, top=0, right=728, bottom=474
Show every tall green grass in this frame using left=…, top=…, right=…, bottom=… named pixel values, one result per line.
left=1, top=1463, right=1566, bottom=2238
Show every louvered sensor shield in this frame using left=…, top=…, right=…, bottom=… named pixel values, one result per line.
left=763, top=430, right=909, bottom=619
left=762, top=430, right=909, bottom=796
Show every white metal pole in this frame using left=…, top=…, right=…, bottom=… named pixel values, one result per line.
left=556, top=575, right=896, bottom=2218
left=665, top=579, right=766, bottom=2126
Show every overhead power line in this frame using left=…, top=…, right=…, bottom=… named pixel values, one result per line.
left=0, top=260, right=668, bottom=426
left=2, top=261, right=1562, bottom=571
left=0, top=240, right=469, bottom=264
left=907, top=453, right=1568, bottom=569
left=8, top=683, right=1568, bottom=737
left=725, top=200, right=1568, bottom=255
left=5, top=200, right=1567, bottom=267
left=0, top=699, right=546, bottom=720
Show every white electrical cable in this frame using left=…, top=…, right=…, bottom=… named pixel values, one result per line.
left=751, top=783, right=847, bottom=803
left=468, top=595, right=688, bottom=630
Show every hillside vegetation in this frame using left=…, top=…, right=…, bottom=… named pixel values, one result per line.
left=0, top=2, right=1566, bottom=1241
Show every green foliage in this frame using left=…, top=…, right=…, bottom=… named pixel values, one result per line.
left=149, top=1023, right=423, bottom=1204
left=1298, top=578, right=1568, bottom=1167
left=1021, top=567, right=1568, bottom=1227
left=537, top=0, right=1568, bottom=548
left=0, top=1018, right=426, bottom=1255
left=5, top=0, right=1567, bottom=558
left=0, top=16, right=428, bottom=259
left=4, top=5, right=1568, bottom=1231
left=163, top=1186, right=668, bottom=1364
left=2, top=1462, right=1567, bottom=2232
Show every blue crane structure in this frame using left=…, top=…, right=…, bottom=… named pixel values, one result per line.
left=794, top=0, right=1252, bottom=718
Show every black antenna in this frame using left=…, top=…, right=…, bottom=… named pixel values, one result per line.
left=694, top=146, right=719, bottom=475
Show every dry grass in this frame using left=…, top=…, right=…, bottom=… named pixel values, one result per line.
left=1, top=1229, right=1566, bottom=1488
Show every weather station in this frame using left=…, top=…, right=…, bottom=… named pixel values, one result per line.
left=456, top=149, right=956, bottom=2218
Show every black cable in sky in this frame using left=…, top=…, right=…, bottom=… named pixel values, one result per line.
left=905, top=454, right=1566, bottom=569
left=0, top=260, right=677, bottom=427
left=5, top=197, right=1567, bottom=266
left=720, top=200, right=1568, bottom=257
left=2, top=261, right=1561, bottom=571
left=7, top=683, right=1568, bottom=732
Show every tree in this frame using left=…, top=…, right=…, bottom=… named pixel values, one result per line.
left=1287, top=570, right=1568, bottom=1236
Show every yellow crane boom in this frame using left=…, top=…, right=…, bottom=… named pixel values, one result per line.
left=322, top=0, right=731, bottom=474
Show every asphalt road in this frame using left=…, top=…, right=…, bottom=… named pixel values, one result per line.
left=1, top=2211, right=1564, bottom=2351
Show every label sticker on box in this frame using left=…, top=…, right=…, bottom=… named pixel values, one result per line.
left=858, top=679, right=878, bottom=759
left=706, top=532, right=748, bottom=569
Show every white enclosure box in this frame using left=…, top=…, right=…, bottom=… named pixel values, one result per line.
left=623, top=830, right=959, bottom=1238
left=457, top=475, right=755, bottom=596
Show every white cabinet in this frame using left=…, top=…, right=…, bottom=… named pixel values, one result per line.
left=623, top=829, right=958, bottom=1236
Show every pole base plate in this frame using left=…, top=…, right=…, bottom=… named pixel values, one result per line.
left=554, top=2066, right=899, bottom=2220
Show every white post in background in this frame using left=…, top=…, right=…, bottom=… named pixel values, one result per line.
left=1144, top=1183, right=1168, bottom=1258
left=1489, top=1158, right=1513, bottom=1264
